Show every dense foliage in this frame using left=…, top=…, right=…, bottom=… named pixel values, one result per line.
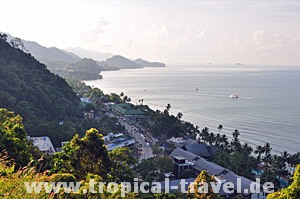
left=0, top=36, right=126, bottom=147
left=0, top=108, right=32, bottom=167
left=267, top=165, right=300, bottom=199
left=0, top=111, right=137, bottom=198
left=139, top=104, right=199, bottom=140
left=0, top=36, right=83, bottom=146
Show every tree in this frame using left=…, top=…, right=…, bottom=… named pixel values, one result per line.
left=52, top=128, right=111, bottom=180
left=254, top=145, right=265, bottom=162
left=188, top=170, right=219, bottom=199
left=0, top=108, right=32, bottom=167
left=166, top=103, right=171, bottom=112
left=10, top=37, right=27, bottom=51
left=0, top=33, right=7, bottom=41
left=109, top=147, right=137, bottom=182
left=217, top=124, right=223, bottom=132
left=152, top=145, right=163, bottom=157
left=177, top=112, right=183, bottom=120
left=200, top=127, right=210, bottom=143
left=231, top=129, right=241, bottom=152
left=267, top=165, right=300, bottom=199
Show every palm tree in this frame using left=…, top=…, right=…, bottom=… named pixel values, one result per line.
left=200, top=127, right=210, bottom=143
left=219, top=134, right=229, bottom=151
left=214, top=133, right=221, bottom=146
left=288, top=152, right=300, bottom=174
left=207, top=132, right=216, bottom=145
left=217, top=124, right=223, bottom=132
left=242, top=143, right=253, bottom=156
left=263, top=143, right=272, bottom=157
left=272, top=155, right=287, bottom=178
left=254, top=145, right=265, bottom=162
left=166, top=103, right=171, bottom=112
left=280, top=151, right=290, bottom=165
left=231, top=129, right=241, bottom=152
left=262, top=153, right=273, bottom=167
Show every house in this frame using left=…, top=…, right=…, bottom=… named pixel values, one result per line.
left=177, top=138, right=217, bottom=159
left=169, top=148, right=267, bottom=199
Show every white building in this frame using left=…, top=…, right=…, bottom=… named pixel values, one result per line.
left=30, top=136, right=56, bottom=154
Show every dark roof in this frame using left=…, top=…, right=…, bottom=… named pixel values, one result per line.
left=192, top=158, right=226, bottom=176
left=207, top=145, right=217, bottom=157
left=184, top=138, right=198, bottom=145
left=170, top=147, right=199, bottom=161
left=219, top=171, right=254, bottom=195
left=157, top=178, right=195, bottom=193
left=183, top=143, right=211, bottom=158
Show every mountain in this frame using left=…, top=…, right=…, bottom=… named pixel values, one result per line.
left=0, top=34, right=82, bottom=146
left=134, top=58, right=166, bottom=67
left=67, top=47, right=113, bottom=61
left=62, top=58, right=103, bottom=80
left=105, top=55, right=142, bottom=69
left=1, top=32, right=166, bottom=81
left=3, top=32, right=81, bottom=63
left=23, top=41, right=81, bottom=63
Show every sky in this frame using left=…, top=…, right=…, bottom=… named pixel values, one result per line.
left=1, top=0, right=300, bottom=66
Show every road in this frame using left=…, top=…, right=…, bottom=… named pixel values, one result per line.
left=106, top=112, right=153, bottom=161
left=120, top=121, right=153, bottom=161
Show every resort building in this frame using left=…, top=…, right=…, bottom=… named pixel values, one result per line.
left=103, top=132, right=135, bottom=151
left=169, top=147, right=268, bottom=199
left=112, top=103, right=146, bottom=121
left=30, top=136, right=56, bottom=154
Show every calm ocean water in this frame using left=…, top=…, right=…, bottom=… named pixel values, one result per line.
left=85, top=64, right=300, bottom=154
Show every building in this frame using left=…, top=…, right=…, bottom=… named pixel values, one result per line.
left=169, top=147, right=267, bottom=199
left=170, top=138, right=217, bottom=159
left=104, top=133, right=135, bottom=151
left=113, top=103, right=146, bottom=121
left=104, top=102, right=116, bottom=111
left=84, top=110, right=95, bottom=119
left=167, top=137, right=186, bottom=146
left=30, top=136, right=56, bottom=154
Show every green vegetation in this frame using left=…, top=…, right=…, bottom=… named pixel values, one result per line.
left=0, top=109, right=137, bottom=198
left=138, top=104, right=199, bottom=140
left=188, top=171, right=219, bottom=199
left=59, top=58, right=103, bottom=80
left=0, top=36, right=125, bottom=146
left=197, top=126, right=300, bottom=189
left=0, top=108, right=32, bottom=167
left=0, top=36, right=81, bottom=146
left=267, top=165, right=300, bottom=199
left=134, top=156, right=173, bottom=182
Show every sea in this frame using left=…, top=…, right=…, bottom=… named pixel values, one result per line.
left=85, top=64, right=300, bottom=154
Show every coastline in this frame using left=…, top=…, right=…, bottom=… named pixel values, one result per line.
left=85, top=65, right=300, bottom=154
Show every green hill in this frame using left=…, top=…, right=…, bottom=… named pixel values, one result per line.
left=0, top=34, right=82, bottom=146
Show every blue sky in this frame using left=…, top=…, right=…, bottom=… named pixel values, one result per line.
left=1, top=0, right=300, bottom=65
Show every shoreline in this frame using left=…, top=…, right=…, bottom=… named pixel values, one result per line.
left=84, top=66, right=300, bottom=154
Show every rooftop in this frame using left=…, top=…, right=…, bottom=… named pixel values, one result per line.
left=30, top=136, right=55, bottom=154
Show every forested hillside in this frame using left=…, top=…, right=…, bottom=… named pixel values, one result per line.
left=0, top=35, right=82, bottom=146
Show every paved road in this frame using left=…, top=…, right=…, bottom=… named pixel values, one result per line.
left=121, top=121, right=153, bottom=161
left=106, top=112, right=153, bottom=161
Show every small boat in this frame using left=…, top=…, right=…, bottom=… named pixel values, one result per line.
left=230, top=94, right=239, bottom=99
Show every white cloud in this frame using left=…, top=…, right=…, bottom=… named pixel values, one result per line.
left=80, top=17, right=110, bottom=43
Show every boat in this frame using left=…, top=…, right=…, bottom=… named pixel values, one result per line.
left=229, top=94, right=239, bottom=99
